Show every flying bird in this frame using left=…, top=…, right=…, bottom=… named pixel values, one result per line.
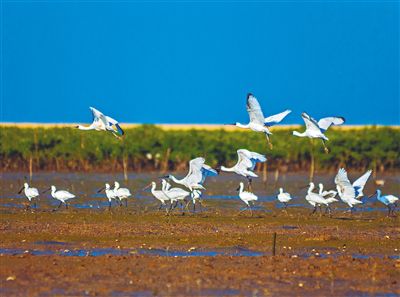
left=75, top=107, right=124, bottom=138
left=163, top=157, right=218, bottom=191
left=293, top=112, right=345, bottom=153
left=18, top=182, right=40, bottom=209
left=334, top=169, right=364, bottom=213
left=228, top=93, right=291, bottom=148
left=219, top=149, right=266, bottom=191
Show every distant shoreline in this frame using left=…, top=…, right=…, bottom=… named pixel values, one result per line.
left=1, top=122, right=399, bottom=130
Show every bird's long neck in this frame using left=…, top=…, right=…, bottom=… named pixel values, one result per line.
left=319, top=184, right=323, bottom=195
left=77, top=124, right=93, bottom=130
left=169, top=175, right=182, bottom=184
left=51, top=187, right=56, bottom=196
left=239, top=183, right=244, bottom=194
left=151, top=183, right=157, bottom=194
left=235, top=122, right=249, bottom=129
left=293, top=131, right=306, bottom=137
left=308, top=184, right=314, bottom=194
left=279, top=188, right=283, bottom=194
left=220, top=165, right=234, bottom=172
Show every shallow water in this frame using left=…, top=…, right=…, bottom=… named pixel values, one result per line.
left=1, top=171, right=399, bottom=212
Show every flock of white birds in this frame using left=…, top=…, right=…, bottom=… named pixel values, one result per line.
left=17, top=93, right=398, bottom=216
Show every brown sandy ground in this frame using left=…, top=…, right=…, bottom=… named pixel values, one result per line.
left=0, top=206, right=399, bottom=296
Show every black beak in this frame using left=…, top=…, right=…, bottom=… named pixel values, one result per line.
left=97, top=187, right=105, bottom=193
left=236, top=186, right=240, bottom=191
left=159, top=175, right=169, bottom=179
left=142, top=183, right=152, bottom=191
left=224, top=123, right=236, bottom=126
left=42, top=188, right=51, bottom=193
left=18, top=186, right=24, bottom=194
left=299, top=185, right=309, bottom=190
left=368, top=193, right=376, bottom=199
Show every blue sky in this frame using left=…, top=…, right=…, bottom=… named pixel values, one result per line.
left=1, top=1, right=399, bottom=124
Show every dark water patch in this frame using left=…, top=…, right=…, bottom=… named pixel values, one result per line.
left=35, top=241, right=69, bottom=246
left=111, top=291, right=153, bottom=297
left=346, top=291, right=399, bottom=297
left=282, top=225, right=299, bottom=230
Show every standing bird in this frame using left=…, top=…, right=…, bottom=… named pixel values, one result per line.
left=292, top=112, right=345, bottom=153
left=370, top=189, right=398, bottom=217
left=163, top=157, right=218, bottom=191
left=228, top=93, right=291, bottom=148
left=43, top=186, right=76, bottom=210
left=237, top=182, right=258, bottom=216
left=162, top=185, right=191, bottom=214
left=75, top=107, right=124, bottom=138
left=305, top=183, right=331, bottom=216
left=97, top=183, right=118, bottom=210
left=190, top=190, right=203, bottom=213
left=142, top=180, right=171, bottom=213
left=318, top=183, right=338, bottom=213
left=219, top=149, right=266, bottom=191
left=277, top=188, right=292, bottom=210
left=18, top=183, right=40, bottom=209
left=334, top=169, right=363, bottom=213
left=114, top=181, right=132, bottom=207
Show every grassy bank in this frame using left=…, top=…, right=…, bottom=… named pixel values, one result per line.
left=1, top=125, right=399, bottom=173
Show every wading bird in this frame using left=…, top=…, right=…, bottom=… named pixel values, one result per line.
left=318, top=183, right=338, bottom=213
left=293, top=112, right=345, bottom=153
left=370, top=189, right=398, bottom=217
left=237, top=182, right=258, bottom=216
left=334, top=169, right=363, bottom=213
left=162, top=184, right=191, bottom=214
left=277, top=188, right=292, bottom=210
left=305, top=182, right=332, bottom=216
left=43, top=186, right=76, bottom=210
left=97, top=183, right=118, bottom=210
left=163, top=157, right=218, bottom=191
left=228, top=93, right=291, bottom=148
left=190, top=190, right=203, bottom=213
left=18, top=182, right=40, bottom=209
left=142, top=180, right=171, bottom=213
left=75, top=107, right=124, bottom=138
left=114, top=181, right=131, bottom=207
left=219, top=149, right=266, bottom=191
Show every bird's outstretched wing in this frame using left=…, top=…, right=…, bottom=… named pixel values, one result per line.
left=301, top=112, right=322, bottom=134
left=317, top=117, right=345, bottom=132
left=105, top=116, right=124, bottom=135
left=246, top=94, right=265, bottom=125
left=89, top=107, right=104, bottom=123
left=352, top=169, right=372, bottom=197
left=237, top=149, right=266, bottom=171
left=335, top=168, right=353, bottom=187
left=264, top=110, right=291, bottom=126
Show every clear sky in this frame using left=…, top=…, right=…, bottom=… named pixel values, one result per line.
left=1, top=1, right=399, bottom=125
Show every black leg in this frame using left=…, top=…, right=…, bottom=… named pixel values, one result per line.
left=57, top=201, right=62, bottom=209
left=65, top=203, right=68, bottom=209
left=310, top=206, right=317, bottom=215
left=125, top=199, right=128, bottom=208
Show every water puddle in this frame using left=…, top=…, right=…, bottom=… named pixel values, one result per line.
left=0, top=246, right=263, bottom=257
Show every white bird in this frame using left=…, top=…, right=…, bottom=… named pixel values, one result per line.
left=142, top=180, right=171, bottom=213
left=190, top=189, right=203, bottom=213
left=114, top=181, right=132, bottom=207
left=18, top=182, right=40, bottom=209
left=237, top=182, right=258, bottom=216
left=44, top=185, right=76, bottom=210
left=162, top=184, right=191, bottom=214
left=75, top=107, right=124, bottom=138
left=219, top=149, right=266, bottom=190
left=97, top=183, right=118, bottom=210
left=370, top=189, right=398, bottom=217
left=163, top=157, right=218, bottom=191
left=318, top=183, right=338, bottom=199
left=277, top=188, right=292, bottom=210
left=334, top=169, right=364, bottom=213
left=305, top=182, right=331, bottom=215
left=293, top=112, right=345, bottom=152
left=229, top=93, right=291, bottom=148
